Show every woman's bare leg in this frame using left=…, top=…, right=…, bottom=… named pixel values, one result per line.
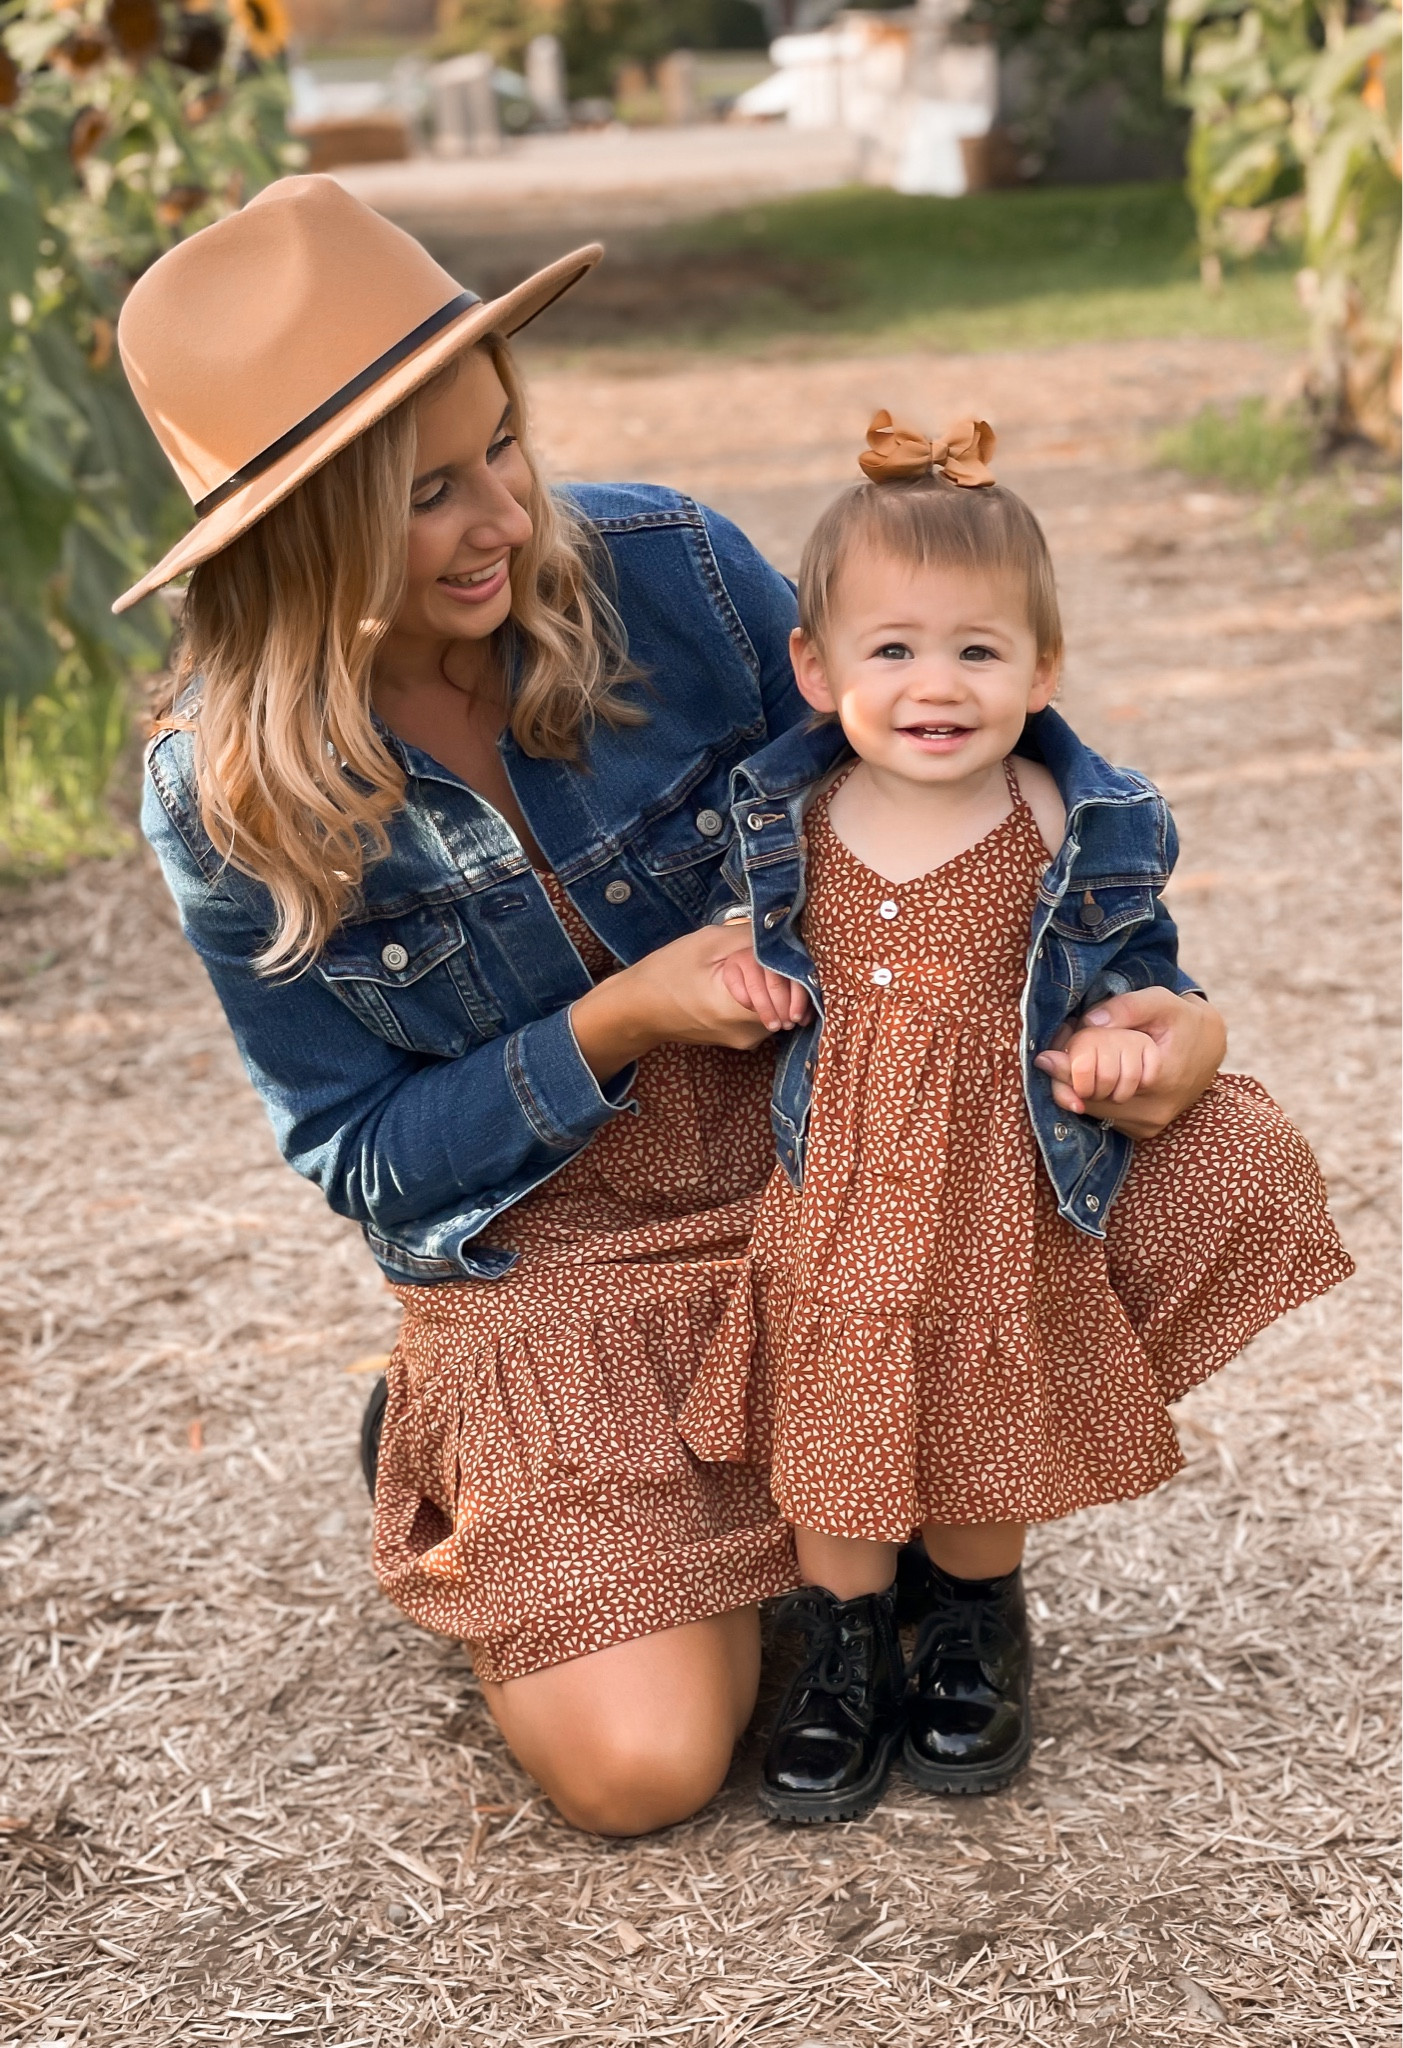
left=480, top=1606, right=761, bottom=1838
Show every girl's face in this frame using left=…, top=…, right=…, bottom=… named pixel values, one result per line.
left=791, top=548, right=1058, bottom=787
left=394, top=348, right=535, bottom=645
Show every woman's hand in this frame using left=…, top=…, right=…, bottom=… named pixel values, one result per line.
left=1034, top=988, right=1226, bottom=1139
left=570, top=923, right=811, bottom=1083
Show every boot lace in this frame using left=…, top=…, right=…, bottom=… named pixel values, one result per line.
left=774, top=1589, right=856, bottom=1697
left=910, top=1592, right=1017, bottom=1680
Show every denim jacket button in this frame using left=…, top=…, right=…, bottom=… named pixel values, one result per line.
left=762, top=905, right=790, bottom=929
left=604, top=880, right=632, bottom=905
left=1053, top=1122, right=1070, bottom=1141
left=1084, top=1193, right=1100, bottom=1212
left=747, top=811, right=767, bottom=831
left=696, top=808, right=723, bottom=837
left=1080, top=900, right=1105, bottom=927
left=380, top=942, right=410, bottom=972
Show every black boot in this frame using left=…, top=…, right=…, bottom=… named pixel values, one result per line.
left=360, top=1374, right=388, bottom=1499
left=893, top=1539, right=937, bottom=1628
left=760, top=1586, right=907, bottom=1823
left=903, top=1563, right=1032, bottom=1794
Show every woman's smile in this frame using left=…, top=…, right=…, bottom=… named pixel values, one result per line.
left=438, top=555, right=510, bottom=605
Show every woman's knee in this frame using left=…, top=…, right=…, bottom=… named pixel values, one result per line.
left=546, top=1718, right=734, bottom=1837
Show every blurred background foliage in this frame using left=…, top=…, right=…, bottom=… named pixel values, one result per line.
left=0, top=0, right=300, bottom=869
left=434, top=0, right=768, bottom=92
left=1166, top=0, right=1400, bottom=446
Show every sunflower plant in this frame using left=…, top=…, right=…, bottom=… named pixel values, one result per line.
left=0, top=0, right=300, bottom=865
left=1166, top=0, right=1401, bottom=449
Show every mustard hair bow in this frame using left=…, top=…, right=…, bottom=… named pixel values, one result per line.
left=858, top=409, right=997, bottom=488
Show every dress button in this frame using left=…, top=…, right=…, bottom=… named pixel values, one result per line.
left=871, top=966, right=893, bottom=987
left=1053, top=1122, right=1070, bottom=1141
left=878, top=899, right=898, bottom=920
left=380, top=942, right=409, bottom=972
left=604, top=879, right=632, bottom=905
left=1084, top=1194, right=1100, bottom=1212
left=695, top=808, right=723, bottom=837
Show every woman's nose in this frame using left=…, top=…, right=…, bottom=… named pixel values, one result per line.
left=465, top=473, right=534, bottom=551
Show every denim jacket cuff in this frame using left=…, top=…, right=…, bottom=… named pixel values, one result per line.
left=504, top=1007, right=636, bottom=1150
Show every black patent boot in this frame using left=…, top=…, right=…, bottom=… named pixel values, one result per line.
left=760, top=1586, right=907, bottom=1824
left=360, top=1374, right=388, bottom=1499
left=903, top=1563, right=1033, bottom=1795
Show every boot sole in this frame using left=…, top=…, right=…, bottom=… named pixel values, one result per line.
left=757, top=1727, right=903, bottom=1825
left=901, top=1723, right=1033, bottom=1797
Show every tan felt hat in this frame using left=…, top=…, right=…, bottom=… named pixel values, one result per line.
left=112, top=174, right=601, bottom=614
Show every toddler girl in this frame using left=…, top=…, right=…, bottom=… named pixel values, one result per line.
left=679, top=412, right=1353, bottom=1823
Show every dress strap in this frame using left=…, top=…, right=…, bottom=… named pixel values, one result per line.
left=1003, top=757, right=1030, bottom=813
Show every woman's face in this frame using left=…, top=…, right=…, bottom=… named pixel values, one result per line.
left=395, top=348, right=535, bottom=645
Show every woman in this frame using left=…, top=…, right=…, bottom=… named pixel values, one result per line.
left=124, top=176, right=1227, bottom=1836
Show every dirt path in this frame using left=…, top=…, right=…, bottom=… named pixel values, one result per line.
left=1, top=335, right=1397, bottom=2046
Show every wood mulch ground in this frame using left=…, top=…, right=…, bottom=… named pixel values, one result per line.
left=1, top=333, right=1397, bottom=2046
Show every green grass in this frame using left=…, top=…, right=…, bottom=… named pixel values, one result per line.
left=0, top=655, right=134, bottom=879
left=667, top=181, right=1303, bottom=354
left=1155, top=396, right=1315, bottom=491
left=1155, top=394, right=1402, bottom=555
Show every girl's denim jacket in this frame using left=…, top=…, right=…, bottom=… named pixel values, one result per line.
left=142, top=485, right=804, bottom=1287
left=717, top=707, right=1202, bottom=1239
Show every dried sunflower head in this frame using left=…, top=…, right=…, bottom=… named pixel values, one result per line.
left=105, top=0, right=163, bottom=60
left=230, top=0, right=288, bottom=61
left=54, top=26, right=111, bottom=73
left=167, top=11, right=227, bottom=74
left=156, top=182, right=209, bottom=223
left=69, top=103, right=109, bottom=163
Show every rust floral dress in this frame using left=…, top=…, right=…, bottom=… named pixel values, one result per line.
left=678, top=767, right=1353, bottom=1540
left=372, top=876, right=795, bottom=1684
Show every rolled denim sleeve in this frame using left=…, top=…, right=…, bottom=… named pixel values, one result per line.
left=142, top=775, right=631, bottom=1265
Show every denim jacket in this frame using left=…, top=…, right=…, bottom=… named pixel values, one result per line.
left=142, top=484, right=803, bottom=1285
left=717, top=706, right=1201, bottom=1239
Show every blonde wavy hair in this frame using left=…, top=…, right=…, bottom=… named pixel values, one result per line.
left=163, top=334, right=640, bottom=974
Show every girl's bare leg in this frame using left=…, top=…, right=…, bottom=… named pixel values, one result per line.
left=795, top=1526, right=898, bottom=1598
left=922, top=1520, right=1026, bottom=1579
left=479, top=1606, right=761, bottom=1838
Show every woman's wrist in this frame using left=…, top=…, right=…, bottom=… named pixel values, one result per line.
left=569, top=969, right=664, bottom=1085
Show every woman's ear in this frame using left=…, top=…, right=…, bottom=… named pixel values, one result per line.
left=1028, top=653, right=1060, bottom=713
left=790, top=628, right=838, bottom=716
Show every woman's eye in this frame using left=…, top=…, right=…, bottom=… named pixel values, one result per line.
left=874, top=642, right=913, bottom=660
left=487, top=431, right=517, bottom=464
left=411, top=480, right=450, bottom=514
left=960, top=644, right=998, bottom=662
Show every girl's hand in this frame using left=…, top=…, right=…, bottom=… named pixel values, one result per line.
left=570, top=923, right=806, bottom=1080
left=1035, top=988, right=1226, bottom=1139
left=719, top=944, right=813, bottom=1033
left=1051, top=1025, right=1160, bottom=1112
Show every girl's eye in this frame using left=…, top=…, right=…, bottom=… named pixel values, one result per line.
left=411, top=480, right=450, bottom=515
left=874, top=642, right=913, bottom=660
left=960, top=643, right=998, bottom=662
left=487, top=430, right=517, bottom=463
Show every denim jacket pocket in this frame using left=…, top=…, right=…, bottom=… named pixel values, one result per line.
left=632, top=754, right=744, bottom=920
left=1048, top=883, right=1156, bottom=947
left=317, top=903, right=503, bottom=1055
